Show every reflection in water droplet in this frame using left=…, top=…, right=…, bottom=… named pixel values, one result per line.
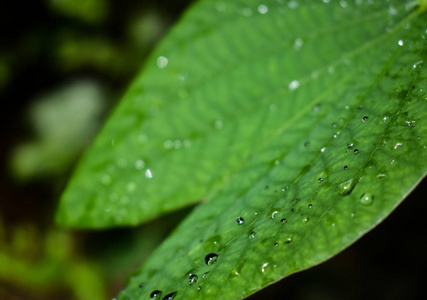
left=150, top=290, right=162, bottom=300
left=236, top=217, right=244, bottom=225
left=145, top=169, right=153, bottom=178
left=249, top=231, right=257, bottom=239
left=360, top=193, right=374, bottom=206
left=162, top=292, right=177, bottom=300
left=205, top=253, right=219, bottom=265
left=189, top=274, right=198, bottom=286
left=156, top=56, right=168, bottom=68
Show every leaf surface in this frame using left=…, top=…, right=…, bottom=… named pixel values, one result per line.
left=56, top=0, right=427, bottom=298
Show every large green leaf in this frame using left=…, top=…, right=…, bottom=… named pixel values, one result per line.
left=56, top=0, right=427, bottom=298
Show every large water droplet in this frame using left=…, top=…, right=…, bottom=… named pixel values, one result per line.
left=205, top=253, right=219, bottom=265
left=150, top=290, right=162, bottom=300
left=360, top=193, right=374, bottom=206
left=338, top=178, right=354, bottom=195
left=162, top=292, right=177, bottom=300
left=236, top=217, right=244, bottom=225
left=189, top=274, right=198, bottom=286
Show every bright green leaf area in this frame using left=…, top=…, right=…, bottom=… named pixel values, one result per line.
left=56, top=0, right=427, bottom=299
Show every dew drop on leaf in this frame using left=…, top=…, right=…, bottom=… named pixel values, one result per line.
left=308, top=204, right=313, bottom=208
left=343, top=165, right=348, bottom=170
left=338, top=178, right=354, bottom=195
left=354, top=149, right=359, bottom=155
left=150, top=290, right=162, bottom=300
left=360, top=193, right=374, bottom=206
left=189, top=274, right=198, bottom=286
left=362, top=116, right=369, bottom=122
left=303, top=217, right=309, bottom=223
left=205, top=253, right=219, bottom=265
left=249, top=231, right=257, bottom=239
left=162, top=292, right=177, bottom=300
left=274, top=243, right=279, bottom=247
left=236, top=217, right=244, bottom=225
left=281, top=218, right=287, bottom=224
left=197, top=286, right=203, bottom=291
left=139, top=283, right=145, bottom=288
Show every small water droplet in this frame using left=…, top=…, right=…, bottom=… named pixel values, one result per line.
left=362, top=116, right=368, bottom=122
left=264, top=185, right=269, bottom=190
left=150, top=290, right=162, bottom=300
left=320, top=147, right=326, bottom=153
left=261, top=262, right=269, bottom=273
left=343, top=165, right=348, bottom=170
left=162, top=292, right=177, bottom=300
left=308, top=204, right=313, bottom=208
left=139, top=283, right=145, bottom=288
left=398, top=39, right=404, bottom=46
left=145, top=169, right=153, bottom=178
left=318, top=177, right=324, bottom=183
left=394, top=142, right=403, bottom=149
left=274, top=243, right=279, bottom=247
left=347, top=142, right=354, bottom=149
left=281, top=187, right=288, bottom=192
left=241, top=7, right=252, bottom=17
left=202, top=272, right=209, bottom=278
left=360, top=193, right=374, bottom=206
left=294, top=38, right=303, bottom=49
left=236, top=217, right=244, bottom=225
left=249, top=231, right=257, bottom=239
left=257, top=4, right=268, bottom=14
left=354, top=149, right=359, bottom=155
left=271, top=211, right=279, bottom=218
left=189, top=274, right=198, bottom=286
left=291, top=208, right=296, bottom=212
left=304, top=141, right=310, bottom=147
left=281, top=218, right=287, bottom=224
left=205, top=253, right=219, bottom=265
left=156, top=56, right=168, bottom=68
left=197, top=286, right=203, bottom=291
left=285, top=237, right=292, bottom=243
left=303, top=217, right=309, bottom=223
left=289, top=80, right=300, bottom=90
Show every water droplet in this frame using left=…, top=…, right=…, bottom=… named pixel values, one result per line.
left=413, top=60, right=423, bottom=69
left=304, top=141, right=310, bottom=147
left=139, top=283, right=145, bottom=288
left=274, top=243, right=279, bottom=247
left=339, top=0, right=348, bottom=8
left=205, top=253, right=218, bottom=265
left=162, top=292, right=177, bottom=300
left=281, top=187, right=288, bottom=192
left=347, top=142, right=354, bottom=149
left=236, top=217, right=244, bottom=225
left=264, top=185, right=269, bottom=190
left=398, top=39, right=404, bottom=46
left=354, top=149, right=359, bottom=155
left=360, top=193, right=374, bottom=206
left=308, top=204, right=313, bottom=208
left=197, top=286, right=203, bottom=291
left=285, top=237, right=292, bottom=243
left=362, top=116, right=368, bottom=122
left=338, top=178, right=354, bottom=195
left=261, top=262, right=269, bottom=273
left=150, top=290, right=162, bottom=300
left=280, top=218, right=287, bottom=224
left=249, top=231, right=257, bottom=239
left=318, top=177, right=324, bottom=183
left=257, top=4, right=268, bottom=14
left=288, top=0, right=298, bottom=8
left=135, top=159, right=145, bottom=170
left=145, top=169, right=153, bottom=178
left=156, top=56, right=168, bottom=68
left=189, top=274, right=198, bottom=286
left=320, top=147, right=326, bottom=153
left=271, top=211, right=279, bottom=218
left=289, top=80, right=300, bottom=91
left=343, top=165, right=348, bottom=170
left=394, top=142, right=403, bottom=149
left=202, top=272, right=209, bottom=278
left=294, top=38, right=303, bottom=49
left=291, top=208, right=296, bottom=212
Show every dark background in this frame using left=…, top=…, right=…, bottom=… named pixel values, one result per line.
left=0, top=1, right=425, bottom=299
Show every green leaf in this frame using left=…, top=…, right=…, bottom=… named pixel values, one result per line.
left=56, top=0, right=427, bottom=298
